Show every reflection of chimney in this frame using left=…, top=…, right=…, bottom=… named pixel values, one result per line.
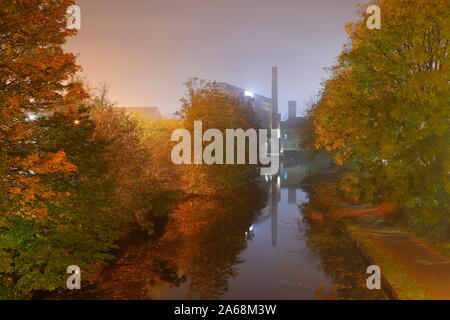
left=271, top=175, right=279, bottom=247
left=288, top=187, right=297, bottom=204
left=271, top=67, right=279, bottom=130
left=288, top=101, right=297, bottom=120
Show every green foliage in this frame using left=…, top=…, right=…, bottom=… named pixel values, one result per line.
left=310, top=0, right=450, bottom=236
left=0, top=104, right=123, bottom=299
left=0, top=3, right=169, bottom=295
left=0, top=0, right=115, bottom=299
left=302, top=184, right=339, bottom=222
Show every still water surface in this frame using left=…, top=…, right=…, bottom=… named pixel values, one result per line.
left=76, top=162, right=388, bottom=300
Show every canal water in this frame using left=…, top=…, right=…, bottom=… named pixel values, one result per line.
left=73, top=160, right=388, bottom=300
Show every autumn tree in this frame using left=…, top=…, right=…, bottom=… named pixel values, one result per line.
left=0, top=0, right=91, bottom=297
left=0, top=1, right=158, bottom=298
left=176, top=78, right=259, bottom=194
left=0, top=0, right=82, bottom=213
left=89, top=86, right=179, bottom=234
left=129, top=112, right=183, bottom=192
left=310, top=0, right=449, bottom=235
left=1, top=1, right=190, bottom=299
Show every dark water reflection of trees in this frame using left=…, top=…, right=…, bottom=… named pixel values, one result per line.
left=304, top=221, right=388, bottom=300
left=299, top=182, right=389, bottom=300
left=78, top=190, right=264, bottom=300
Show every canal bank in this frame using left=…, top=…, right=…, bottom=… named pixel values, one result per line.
left=301, top=166, right=450, bottom=300
left=341, top=217, right=450, bottom=300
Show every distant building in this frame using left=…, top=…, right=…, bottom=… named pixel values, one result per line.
left=122, top=107, right=162, bottom=120
left=288, top=100, right=296, bottom=120
left=218, top=82, right=273, bottom=130
left=281, top=101, right=306, bottom=153
left=217, top=67, right=281, bottom=136
left=162, top=112, right=179, bottom=120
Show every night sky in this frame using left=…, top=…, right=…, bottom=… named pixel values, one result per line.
left=66, top=0, right=370, bottom=118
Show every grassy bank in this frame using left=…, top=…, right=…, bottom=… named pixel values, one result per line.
left=342, top=219, right=436, bottom=300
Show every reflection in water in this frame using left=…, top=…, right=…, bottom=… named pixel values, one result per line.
left=70, top=159, right=389, bottom=300
left=304, top=220, right=388, bottom=300
left=88, top=193, right=261, bottom=300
